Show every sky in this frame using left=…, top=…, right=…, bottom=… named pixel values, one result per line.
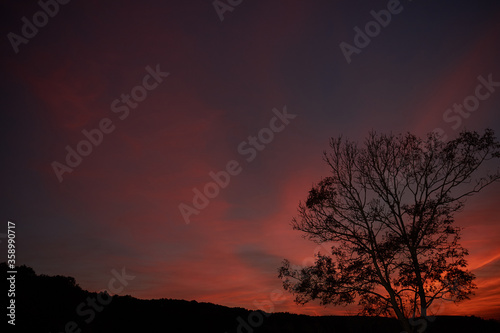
left=1, top=0, right=500, bottom=320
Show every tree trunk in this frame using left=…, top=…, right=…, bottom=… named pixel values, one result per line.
left=398, top=317, right=414, bottom=333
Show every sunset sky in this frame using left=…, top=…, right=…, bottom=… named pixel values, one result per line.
left=1, top=0, right=499, bottom=320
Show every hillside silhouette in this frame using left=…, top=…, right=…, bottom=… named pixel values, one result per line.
left=2, top=263, right=500, bottom=333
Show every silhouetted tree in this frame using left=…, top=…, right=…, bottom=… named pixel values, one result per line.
left=279, top=129, right=500, bottom=333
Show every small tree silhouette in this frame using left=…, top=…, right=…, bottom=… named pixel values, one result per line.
left=279, top=129, right=500, bottom=333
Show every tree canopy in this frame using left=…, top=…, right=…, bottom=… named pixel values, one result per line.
left=279, top=129, right=500, bottom=333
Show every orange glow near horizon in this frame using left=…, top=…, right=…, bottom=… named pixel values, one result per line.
left=1, top=0, right=499, bottom=323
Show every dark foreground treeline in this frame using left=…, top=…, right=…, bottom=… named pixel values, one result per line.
left=2, top=263, right=500, bottom=333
